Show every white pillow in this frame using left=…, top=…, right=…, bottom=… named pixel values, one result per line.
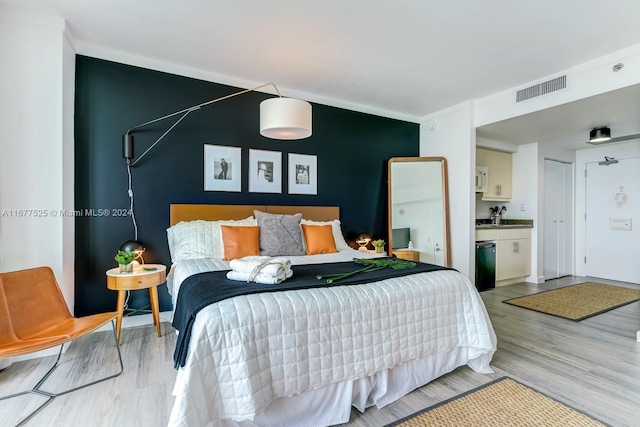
left=300, top=219, right=350, bottom=251
left=167, top=217, right=256, bottom=262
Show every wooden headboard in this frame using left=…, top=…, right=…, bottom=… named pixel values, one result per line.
left=170, top=204, right=340, bottom=226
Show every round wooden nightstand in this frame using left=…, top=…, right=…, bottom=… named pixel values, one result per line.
left=106, top=264, right=166, bottom=341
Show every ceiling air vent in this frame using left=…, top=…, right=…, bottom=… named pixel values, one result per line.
left=516, top=75, right=566, bottom=103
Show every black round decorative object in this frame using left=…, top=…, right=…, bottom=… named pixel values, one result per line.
left=119, top=240, right=145, bottom=255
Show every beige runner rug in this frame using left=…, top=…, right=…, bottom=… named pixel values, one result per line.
left=385, top=377, right=606, bottom=427
left=503, top=282, right=640, bottom=321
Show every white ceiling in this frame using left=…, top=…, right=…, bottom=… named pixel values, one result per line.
left=477, top=83, right=640, bottom=150
left=3, top=0, right=640, bottom=149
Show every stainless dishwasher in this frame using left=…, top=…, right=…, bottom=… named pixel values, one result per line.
left=475, top=241, right=496, bottom=291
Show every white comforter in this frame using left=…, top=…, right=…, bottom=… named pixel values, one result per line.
left=169, top=250, right=496, bottom=426
left=166, top=249, right=384, bottom=306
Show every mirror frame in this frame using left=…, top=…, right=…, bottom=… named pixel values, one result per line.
left=387, top=156, right=451, bottom=267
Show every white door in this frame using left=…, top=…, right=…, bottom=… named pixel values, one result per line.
left=544, top=160, right=573, bottom=280
left=585, top=157, right=640, bottom=283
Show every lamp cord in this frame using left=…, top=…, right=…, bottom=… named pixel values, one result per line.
left=127, top=159, right=138, bottom=241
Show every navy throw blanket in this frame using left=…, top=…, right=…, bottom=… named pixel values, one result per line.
left=172, top=258, right=453, bottom=368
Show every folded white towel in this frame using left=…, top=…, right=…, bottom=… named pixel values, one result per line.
left=229, top=256, right=292, bottom=275
left=226, top=269, right=293, bottom=285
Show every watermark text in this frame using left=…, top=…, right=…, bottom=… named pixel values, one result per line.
left=1, top=208, right=132, bottom=218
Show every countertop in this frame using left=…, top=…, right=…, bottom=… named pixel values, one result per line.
left=475, top=219, right=533, bottom=229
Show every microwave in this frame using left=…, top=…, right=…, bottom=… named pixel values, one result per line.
left=475, top=166, right=488, bottom=192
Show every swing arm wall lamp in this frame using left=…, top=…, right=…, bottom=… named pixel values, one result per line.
left=122, top=82, right=312, bottom=166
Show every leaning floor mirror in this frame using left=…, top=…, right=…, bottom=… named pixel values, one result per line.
left=388, top=157, right=451, bottom=267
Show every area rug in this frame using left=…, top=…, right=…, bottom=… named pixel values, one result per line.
left=385, top=377, right=606, bottom=427
left=502, top=282, right=640, bottom=321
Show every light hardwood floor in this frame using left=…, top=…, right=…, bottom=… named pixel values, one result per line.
left=1, top=276, right=638, bottom=426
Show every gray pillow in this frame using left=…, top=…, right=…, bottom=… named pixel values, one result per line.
left=254, top=210, right=305, bottom=256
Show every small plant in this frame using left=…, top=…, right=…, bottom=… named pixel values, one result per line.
left=371, top=239, right=385, bottom=248
left=114, top=250, right=135, bottom=265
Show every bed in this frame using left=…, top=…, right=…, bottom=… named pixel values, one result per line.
left=166, top=204, right=496, bottom=427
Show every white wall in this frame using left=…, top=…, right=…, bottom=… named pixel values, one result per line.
left=62, top=30, right=76, bottom=306
left=420, top=102, right=475, bottom=278
left=475, top=43, right=640, bottom=128
left=472, top=43, right=640, bottom=284
left=575, top=140, right=640, bottom=277
left=511, top=144, right=540, bottom=283
left=0, top=8, right=75, bottom=312
left=422, top=43, right=640, bottom=286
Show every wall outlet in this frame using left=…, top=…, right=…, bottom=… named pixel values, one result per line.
left=520, top=203, right=526, bottom=211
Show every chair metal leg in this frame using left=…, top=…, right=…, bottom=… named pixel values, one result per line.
left=0, top=320, right=124, bottom=426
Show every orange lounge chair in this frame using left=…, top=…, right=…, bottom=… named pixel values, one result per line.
left=0, top=267, right=123, bottom=426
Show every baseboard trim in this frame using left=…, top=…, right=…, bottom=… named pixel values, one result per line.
left=94, top=310, right=174, bottom=333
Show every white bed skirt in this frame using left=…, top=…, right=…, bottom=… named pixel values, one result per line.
left=216, top=346, right=473, bottom=427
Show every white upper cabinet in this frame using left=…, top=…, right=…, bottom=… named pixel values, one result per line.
left=477, top=148, right=512, bottom=201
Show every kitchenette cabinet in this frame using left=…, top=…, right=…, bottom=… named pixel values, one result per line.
left=477, top=148, right=512, bottom=201
left=496, top=235, right=531, bottom=281
left=476, top=228, right=531, bottom=286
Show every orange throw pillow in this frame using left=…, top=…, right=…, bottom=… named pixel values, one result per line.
left=220, top=225, right=261, bottom=261
left=302, top=224, right=338, bottom=255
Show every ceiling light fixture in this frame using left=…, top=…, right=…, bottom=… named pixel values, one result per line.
left=586, top=128, right=640, bottom=146
left=589, top=126, right=611, bottom=143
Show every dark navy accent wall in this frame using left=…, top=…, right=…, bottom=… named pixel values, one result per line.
left=74, top=56, right=418, bottom=316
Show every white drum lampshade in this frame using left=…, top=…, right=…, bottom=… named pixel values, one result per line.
left=260, top=98, right=312, bottom=140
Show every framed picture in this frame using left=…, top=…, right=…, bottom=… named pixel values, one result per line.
left=204, top=145, right=241, bottom=192
left=288, top=153, right=317, bottom=195
left=249, top=149, right=282, bottom=193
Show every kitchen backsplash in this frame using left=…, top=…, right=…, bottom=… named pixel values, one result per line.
left=476, top=199, right=532, bottom=220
